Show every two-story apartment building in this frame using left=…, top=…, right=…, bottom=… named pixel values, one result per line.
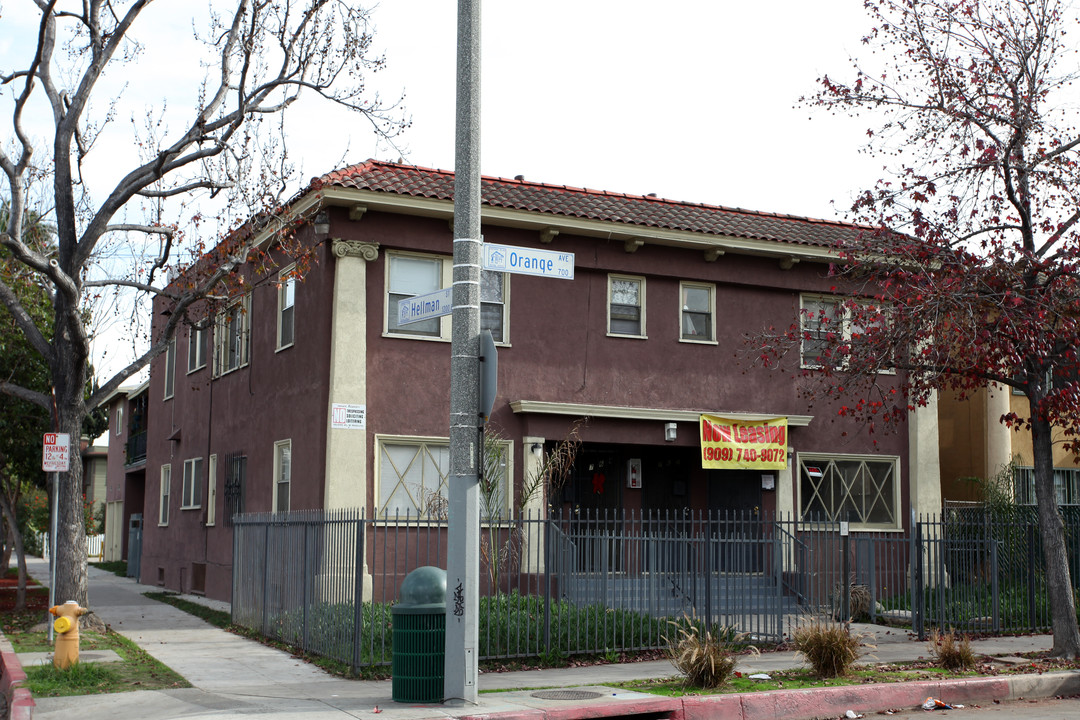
left=132, top=160, right=940, bottom=601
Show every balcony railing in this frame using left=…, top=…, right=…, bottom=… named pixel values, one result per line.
left=125, top=430, right=147, bottom=465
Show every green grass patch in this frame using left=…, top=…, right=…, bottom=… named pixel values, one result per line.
left=90, top=561, right=128, bottom=578
left=612, top=665, right=983, bottom=697
left=14, top=628, right=190, bottom=696
left=144, top=592, right=231, bottom=628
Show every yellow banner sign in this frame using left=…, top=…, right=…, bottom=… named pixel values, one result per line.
left=700, top=415, right=788, bottom=470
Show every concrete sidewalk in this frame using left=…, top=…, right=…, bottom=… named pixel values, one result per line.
left=7, top=556, right=1079, bottom=720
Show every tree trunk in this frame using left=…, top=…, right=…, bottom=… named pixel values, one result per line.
left=1030, top=414, right=1080, bottom=658
left=0, top=490, right=28, bottom=611
left=51, top=416, right=88, bottom=607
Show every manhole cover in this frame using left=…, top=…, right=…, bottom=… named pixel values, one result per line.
left=530, top=690, right=603, bottom=701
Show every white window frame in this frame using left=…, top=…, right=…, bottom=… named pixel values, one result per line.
left=608, top=274, right=646, bottom=338
left=797, top=453, right=901, bottom=531
left=163, top=337, right=176, bottom=399
left=115, top=405, right=123, bottom=435
left=159, top=464, right=171, bottom=526
left=277, top=265, right=296, bottom=351
left=182, top=457, right=203, bottom=510
left=273, top=439, right=292, bottom=513
left=214, top=295, right=251, bottom=376
left=188, top=325, right=207, bottom=373
left=800, top=294, right=892, bottom=371
left=679, top=281, right=716, bottom=343
left=375, top=435, right=512, bottom=521
left=206, top=454, right=218, bottom=526
left=384, top=251, right=509, bottom=343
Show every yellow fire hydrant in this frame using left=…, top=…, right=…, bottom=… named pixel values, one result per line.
left=50, top=600, right=89, bottom=669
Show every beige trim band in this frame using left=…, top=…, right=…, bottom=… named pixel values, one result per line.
left=509, top=400, right=812, bottom=427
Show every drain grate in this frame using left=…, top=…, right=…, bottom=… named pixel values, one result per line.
left=530, top=690, right=603, bottom=701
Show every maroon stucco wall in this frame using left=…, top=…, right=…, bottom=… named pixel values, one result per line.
left=141, top=234, right=336, bottom=600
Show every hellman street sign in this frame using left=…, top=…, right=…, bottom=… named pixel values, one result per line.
left=482, top=242, right=574, bottom=279
left=398, top=286, right=454, bottom=326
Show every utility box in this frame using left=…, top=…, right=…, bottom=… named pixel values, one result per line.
left=126, top=513, right=142, bottom=579
left=392, top=566, right=446, bottom=703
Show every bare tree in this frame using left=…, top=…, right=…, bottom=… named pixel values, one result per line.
left=0, top=0, right=406, bottom=607
left=756, top=0, right=1080, bottom=656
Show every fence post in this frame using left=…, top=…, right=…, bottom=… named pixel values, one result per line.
left=773, top=514, right=783, bottom=640
left=841, top=521, right=850, bottom=623
left=991, top=539, right=1000, bottom=633
left=543, top=511, right=552, bottom=653
left=262, top=522, right=271, bottom=636
left=352, top=511, right=366, bottom=672
left=913, top=519, right=925, bottom=640
left=1027, top=522, right=1037, bottom=632
left=303, top=517, right=311, bottom=652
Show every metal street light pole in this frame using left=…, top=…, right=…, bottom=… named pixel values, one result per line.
left=445, top=0, right=481, bottom=705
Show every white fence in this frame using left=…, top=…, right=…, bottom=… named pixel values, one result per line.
left=38, top=532, right=105, bottom=561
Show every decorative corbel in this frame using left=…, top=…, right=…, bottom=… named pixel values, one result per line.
left=539, top=228, right=559, bottom=244
left=624, top=239, right=645, bottom=253
left=704, top=248, right=725, bottom=262
left=349, top=204, right=368, bottom=222
left=332, top=239, right=380, bottom=262
left=779, top=256, right=800, bottom=270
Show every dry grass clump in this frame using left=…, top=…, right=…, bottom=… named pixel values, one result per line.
left=664, top=618, right=746, bottom=689
left=792, top=621, right=867, bottom=678
left=832, top=582, right=872, bottom=621
left=929, top=628, right=975, bottom=670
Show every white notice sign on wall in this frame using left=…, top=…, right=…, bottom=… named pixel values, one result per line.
left=330, top=403, right=367, bottom=430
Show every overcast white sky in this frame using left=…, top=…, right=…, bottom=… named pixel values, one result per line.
left=2, top=1, right=884, bottom=391
left=331, top=1, right=882, bottom=218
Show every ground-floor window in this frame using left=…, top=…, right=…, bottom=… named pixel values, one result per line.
left=376, top=436, right=510, bottom=519
left=798, top=453, right=900, bottom=529
left=1014, top=466, right=1080, bottom=506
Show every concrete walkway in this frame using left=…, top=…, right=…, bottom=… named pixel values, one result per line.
left=7, top=557, right=1079, bottom=720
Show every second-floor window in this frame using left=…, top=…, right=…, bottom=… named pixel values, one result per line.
left=680, top=282, right=715, bottom=342
left=801, top=295, right=843, bottom=368
left=215, top=296, right=250, bottom=376
left=277, top=267, right=295, bottom=350
left=386, top=252, right=507, bottom=342
left=188, top=325, right=207, bottom=373
left=163, top=338, right=176, bottom=399
left=609, top=275, right=644, bottom=337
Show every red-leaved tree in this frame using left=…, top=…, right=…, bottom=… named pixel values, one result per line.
left=756, top=0, right=1080, bottom=656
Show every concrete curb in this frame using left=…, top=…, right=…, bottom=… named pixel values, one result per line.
left=0, top=633, right=35, bottom=720
left=460, top=670, right=1080, bottom=720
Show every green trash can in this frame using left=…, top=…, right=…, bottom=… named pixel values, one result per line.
left=392, top=566, right=446, bottom=703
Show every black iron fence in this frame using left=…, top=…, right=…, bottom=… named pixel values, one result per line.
left=230, top=507, right=1080, bottom=672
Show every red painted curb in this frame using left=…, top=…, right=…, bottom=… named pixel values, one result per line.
left=11, top=687, right=35, bottom=720
left=1, top=644, right=35, bottom=720
left=456, top=672, right=1080, bottom=720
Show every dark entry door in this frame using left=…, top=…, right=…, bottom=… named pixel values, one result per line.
left=707, top=470, right=764, bottom=571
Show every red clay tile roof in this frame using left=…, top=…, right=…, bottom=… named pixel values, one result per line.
left=316, top=159, right=870, bottom=249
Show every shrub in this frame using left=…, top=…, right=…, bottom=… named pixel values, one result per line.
left=928, top=628, right=975, bottom=670
left=664, top=616, right=743, bottom=689
left=792, top=621, right=865, bottom=678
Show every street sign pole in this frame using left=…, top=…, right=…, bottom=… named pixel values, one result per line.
left=42, top=432, right=70, bottom=644
left=445, top=0, right=482, bottom=705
